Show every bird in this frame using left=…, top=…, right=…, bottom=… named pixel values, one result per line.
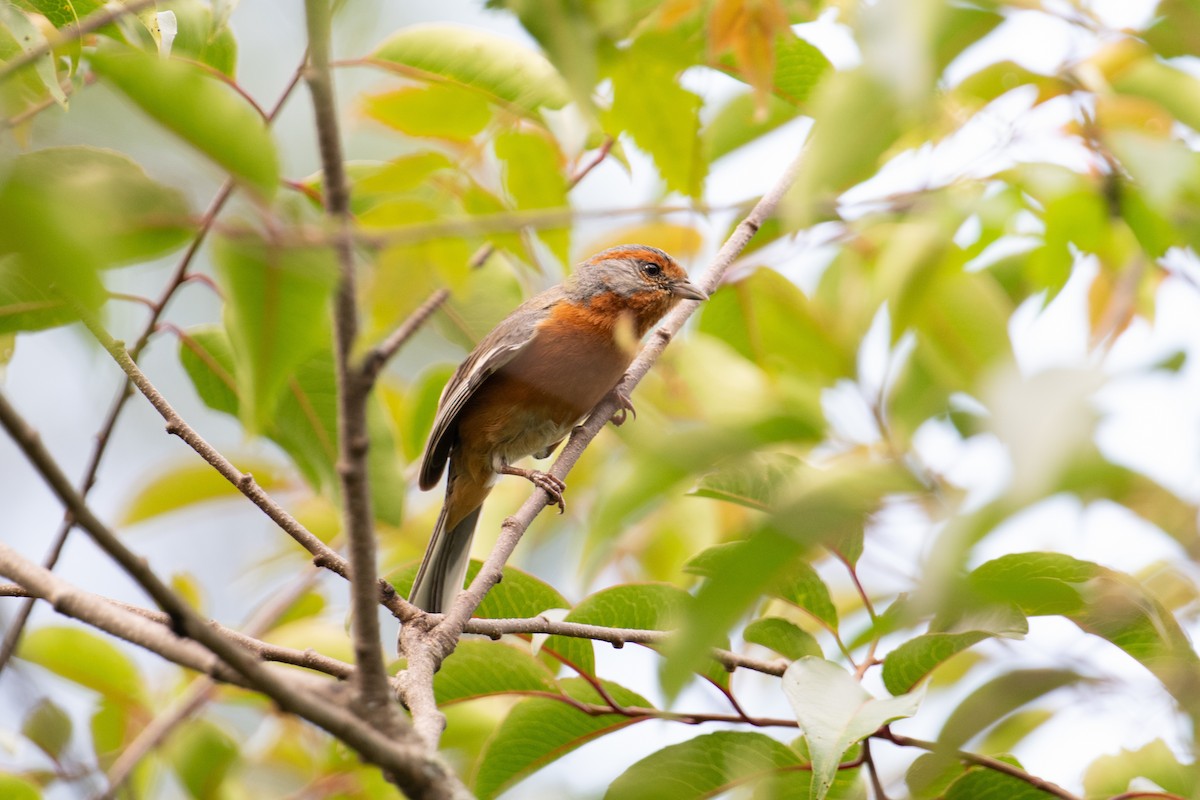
left=409, top=244, right=707, bottom=613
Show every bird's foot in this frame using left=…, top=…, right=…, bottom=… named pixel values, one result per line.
left=500, top=465, right=566, bottom=513
left=607, top=387, right=637, bottom=427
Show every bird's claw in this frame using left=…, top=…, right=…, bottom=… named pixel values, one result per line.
left=608, top=389, right=637, bottom=427
left=529, top=470, right=566, bottom=513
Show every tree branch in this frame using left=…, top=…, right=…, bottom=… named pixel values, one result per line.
left=360, top=288, right=450, bottom=389
left=79, top=318, right=415, bottom=622
left=879, top=728, right=1081, bottom=800
left=459, top=616, right=788, bottom=677
left=0, top=391, right=463, bottom=796
left=302, top=0, right=400, bottom=732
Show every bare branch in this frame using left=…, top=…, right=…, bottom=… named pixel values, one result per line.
left=360, top=288, right=450, bottom=389
left=302, top=0, right=401, bottom=731
left=460, top=617, right=788, bottom=677
left=0, top=391, right=462, bottom=794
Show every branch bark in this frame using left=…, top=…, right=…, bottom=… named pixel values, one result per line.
left=302, top=0, right=401, bottom=731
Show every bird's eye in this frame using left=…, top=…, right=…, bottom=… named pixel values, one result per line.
left=641, top=261, right=663, bottom=277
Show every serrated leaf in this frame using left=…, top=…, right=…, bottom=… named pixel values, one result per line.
left=90, top=46, right=279, bottom=196
left=605, top=31, right=704, bottom=197
left=474, top=677, right=651, bottom=799
left=943, top=765, right=1058, bottom=800
left=370, top=23, right=569, bottom=119
left=685, top=542, right=837, bottom=627
left=566, top=582, right=690, bottom=631
left=744, top=617, right=821, bottom=660
left=692, top=452, right=803, bottom=512
left=22, top=698, right=72, bottom=761
left=434, top=640, right=559, bottom=705
left=881, top=604, right=1028, bottom=695
left=783, top=657, right=923, bottom=800
left=605, top=731, right=805, bottom=800
left=120, top=458, right=288, bottom=525
left=20, top=627, right=146, bottom=708
left=494, top=129, right=569, bottom=265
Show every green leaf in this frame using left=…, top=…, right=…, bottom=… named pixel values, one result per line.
left=213, top=234, right=337, bottom=433
left=474, top=677, right=651, bottom=799
left=177, top=326, right=404, bottom=524
left=781, top=68, right=903, bottom=226
left=89, top=46, right=279, bottom=196
left=370, top=23, right=569, bottom=119
left=771, top=33, right=832, bottom=105
left=0, top=775, right=40, bottom=800
left=744, top=617, right=821, bottom=660
left=692, top=452, right=803, bottom=512
left=686, top=543, right=838, bottom=627
left=932, top=4, right=1003, bottom=71
left=0, top=3, right=66, bottom=108
left=20, top=627, right=146, bottom=708
left=1144, top=0, right=1200, bottom=57
left=494, top=129, right=569, bottom=265
left=168, top=719, right=238, bottom=800
left=881, top=605, right=1028, bottom=695
left=943, top=764, right=1059, bottom=800
left=605, top=731, right=806, bottom=800
left=120, top=458, right=288, bottom=525
left=665, top=526, right=806, bottom=697
left=22, top=698, right=72, bottom=761
left=698, top=267, right=853, bottom=382
left=0, top=147, right=193, bottom=333
left=363, top=83, right=492, bottom=141
left=937, top=669, right=1081, bottom=751
left=433, top=640, right=558, bottom=705
left=702, top=91, right=801, bottom=164
left=90, top=696, right=131, bottom=768
left=164, top=0, right=238, bottom=75
left=1112, top=56, right=1200, bottom=136
left=782, top=657, right=923, bottom=800
left=605, top=31, right=704, bottom=197
left=13, top=0, right=105, bottom=30
left=566, top=582, right=690, bottom=631
left=1082, top=739, right=1198, bottom=799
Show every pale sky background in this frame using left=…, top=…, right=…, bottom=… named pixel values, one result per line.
left=3, top=0, right=1200, bottom=797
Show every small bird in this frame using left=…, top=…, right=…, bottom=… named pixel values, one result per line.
left=410, top=245, right=707, bottom=612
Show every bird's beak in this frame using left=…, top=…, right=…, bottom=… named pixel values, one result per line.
left=671, top=278, right=707, bottom=301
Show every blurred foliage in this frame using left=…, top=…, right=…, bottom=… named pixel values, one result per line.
left=4, top=0, right=1200, bottom=798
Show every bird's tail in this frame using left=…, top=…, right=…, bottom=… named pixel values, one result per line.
left=409, top=495, right=484, bottom=613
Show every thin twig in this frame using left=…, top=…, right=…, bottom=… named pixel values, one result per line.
left=360, top=288, right=450, bottom=389
left=863, top=739, right=889, bottom=800
left=880, top=728, right=1081, bottom=800
left=459, top=616, right=788, bottom=677
left=302, top=0, right=401, bottom=735
left=0, top=402, right=456, bottom=791
left=0, top=58, right=307, bottom=678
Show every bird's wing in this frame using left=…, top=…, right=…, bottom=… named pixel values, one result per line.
left=418, top=286, right=565, bottom=490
